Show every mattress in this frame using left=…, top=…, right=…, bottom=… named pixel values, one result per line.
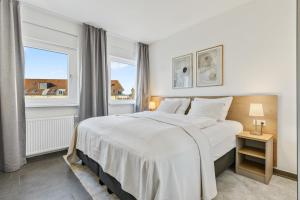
left=203, top=120, right=243, bottom=161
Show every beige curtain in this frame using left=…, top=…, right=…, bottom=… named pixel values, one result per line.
left=79, top=24, right=108, bottom=121
left=0, top=0, right=26, bottom=172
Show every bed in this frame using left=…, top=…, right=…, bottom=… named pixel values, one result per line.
left=76, top=119, right=241, bottom=200
left=67, top=95, right=277, bottom=200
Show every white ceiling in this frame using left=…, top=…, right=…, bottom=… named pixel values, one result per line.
left=22, top=0, right=252, bottom=43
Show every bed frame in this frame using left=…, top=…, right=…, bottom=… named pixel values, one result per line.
left=77, top=148, right=235, bottom=200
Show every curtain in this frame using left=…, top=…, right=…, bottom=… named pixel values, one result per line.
left=135, top=43, right=150, bottom=112
left=0, top=0, right=26, bottom=172
left=79, top=24, right=108, bottom=121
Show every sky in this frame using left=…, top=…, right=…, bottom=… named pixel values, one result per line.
left=111, top=61, right=136, bottom=94
left=24, top=47, right=68, bottom=79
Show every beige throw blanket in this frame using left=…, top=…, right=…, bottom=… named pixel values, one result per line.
left=66, top=126, right=80, bottom=163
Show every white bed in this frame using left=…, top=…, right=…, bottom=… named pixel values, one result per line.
left=67, top=111, right=242, bottom=200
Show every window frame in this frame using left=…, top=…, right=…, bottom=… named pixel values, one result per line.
left=108, top=56, right=137, bottom=105
left=24, top=38, right=79, bottom=107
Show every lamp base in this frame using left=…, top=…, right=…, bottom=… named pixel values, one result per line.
left=250, top=131, right=263, bottom=136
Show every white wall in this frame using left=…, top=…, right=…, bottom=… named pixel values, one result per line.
left=149, top=0, right=297, bottom=173
left=108, top=103, right=134, bottom=115
left=107, top=34, right=137, bottom=61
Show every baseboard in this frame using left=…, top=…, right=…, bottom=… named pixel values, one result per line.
left=26, top=149, right=67, bottom=163
left=26, top=147, right=68, bottom=158
left=273, top=168, right=298, bottom=181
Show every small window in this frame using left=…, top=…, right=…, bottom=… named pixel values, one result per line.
left=110, top=59, right=136, bottom=101
left=24, top=47, right=69, bottom=98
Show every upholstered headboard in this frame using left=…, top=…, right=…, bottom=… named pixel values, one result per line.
left=150, top=95, right=278, bottom=166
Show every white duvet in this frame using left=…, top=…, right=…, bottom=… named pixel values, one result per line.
left=67, top=111, right=218, bottom=200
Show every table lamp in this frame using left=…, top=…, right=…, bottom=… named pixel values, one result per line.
left=249, top=103, right=264, bottom=135
left=149, top=101, right=156, bottom=111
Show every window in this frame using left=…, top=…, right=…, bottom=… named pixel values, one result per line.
left=24, top=47, right=69, bottom=98
left=109, top=57, right=137, bottom=102
left=23, top=40, right=78, bottom=107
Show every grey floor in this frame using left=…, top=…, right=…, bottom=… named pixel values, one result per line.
left=1, top=152, right=297, bottom=200
left=0, top=151, right=92, bottom=200
left=67, top=157, right=297, bottom=200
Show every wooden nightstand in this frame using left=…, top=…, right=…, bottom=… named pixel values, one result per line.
left=236, top=131, right=273, bottom=184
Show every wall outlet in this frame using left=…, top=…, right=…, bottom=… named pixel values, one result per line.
left=253, top=119, right=266, bottom=126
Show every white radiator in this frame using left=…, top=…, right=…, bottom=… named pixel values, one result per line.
left=26, top=116, right=74, bottom=156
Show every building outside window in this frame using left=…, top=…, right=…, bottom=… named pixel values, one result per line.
left=24, top=47, right=69, bottom=98
left=110, top=58, right=136, bottom=102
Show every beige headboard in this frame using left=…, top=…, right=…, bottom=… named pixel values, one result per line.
left=150, top=95, right=278, bottom=166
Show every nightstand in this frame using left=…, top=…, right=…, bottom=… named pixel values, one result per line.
left=236, top=131, right=273, bottom=184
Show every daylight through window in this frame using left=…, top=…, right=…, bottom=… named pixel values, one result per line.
left=110, top=61, right=136, bottom=101
left=24, top=47, right=69, bottom=98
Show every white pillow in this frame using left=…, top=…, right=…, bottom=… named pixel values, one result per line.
left=165, top=98, right=190, bottom=114
left=188, top=101, right=225, bottom=120
left=193, top=97, right=233, bottom=120
left=156, top=100, right=181, bottom=113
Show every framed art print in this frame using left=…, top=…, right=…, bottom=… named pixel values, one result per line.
left=172, top=53, right=193, bottom=88
left=196, top=45, right=223, bottom=87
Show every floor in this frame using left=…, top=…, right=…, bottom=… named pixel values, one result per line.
left=66, top=156, right=297, bottom=200
left=0, top=151, right=92, bottom=200
left=0, top=152, right=297, bottom=200
left=215, top=170, right=297, bottom=200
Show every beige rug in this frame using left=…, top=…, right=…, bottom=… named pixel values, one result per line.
left=64, top=156, right=297, bottom=200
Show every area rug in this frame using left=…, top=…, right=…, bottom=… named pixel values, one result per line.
left=63, top=156, right=297, bottom=200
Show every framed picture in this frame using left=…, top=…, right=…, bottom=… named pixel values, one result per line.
left=196, top=45, right=223, bottom=87
left=172, top=53, right=193, bottom=88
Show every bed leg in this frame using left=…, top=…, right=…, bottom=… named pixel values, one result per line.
left=107, top=188, right=113, bottom=194
left=99, top=179, right=104, bottom=186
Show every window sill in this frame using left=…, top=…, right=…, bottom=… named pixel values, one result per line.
left=109, top=100, right=135, bottom=105
left=26, top=102, right=135, bottom=107
left=25, top=103, right=79, bottom=108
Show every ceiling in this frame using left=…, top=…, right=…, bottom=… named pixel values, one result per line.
left=22, top=0, right=252, bottom=43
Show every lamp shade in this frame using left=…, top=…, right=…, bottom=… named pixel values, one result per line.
left=249, top=103, right=264, bottom=117
left=149, top=101, right=156, bottom=110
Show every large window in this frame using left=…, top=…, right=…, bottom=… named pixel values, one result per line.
left=110, top=58, right=136, bottom=102
left=24, top=47, right=69, bottom=98
left=23, top=40, right=78, bottom=107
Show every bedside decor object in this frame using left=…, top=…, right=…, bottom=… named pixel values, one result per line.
left=249, top=103, right=264, bottom=135
left=172, top=54, right=193, bottom=88
left=196, top=45, right=223, bottom=87
left=149, top=101, right=156, bottom=111
left=236, top=131, right=273, bottom=184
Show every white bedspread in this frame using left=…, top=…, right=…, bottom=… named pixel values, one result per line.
left=67, top=111, right=218, bottom=200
